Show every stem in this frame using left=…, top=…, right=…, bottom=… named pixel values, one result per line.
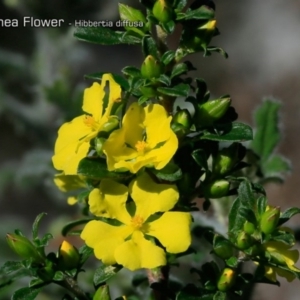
left=54, top=277, right=89, bottom=300
left=147, top=265, right=170, bottom=300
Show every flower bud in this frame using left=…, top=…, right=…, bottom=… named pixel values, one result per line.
left=93, top=285, right=111, bottom=300
left=6, top=233, right=44, bottom=263
left=217, top=268, right=236, bottom=292
left=195, top=97, right=231, bottom=127
left=102, top=116, right=119, bottom=133
left=243, top=221, right=256, bottom=235
left=95, top=137, right=106, bottom=155
left=213, top=238, right=234, bottom=259
left=236, top=231, right=253, bottom=250
left=152, top=0, right=173, bottom=23
left=203, top=179, right=230, bottom=199
left=57, top=240, right=80, bottom=270
left=141, top=55, right=163, bottom=79
left=213, top=143, right=239, bottom=175
left=259, top=206, right=280, bottom=234
left=172, top=109, right=192, bottom=129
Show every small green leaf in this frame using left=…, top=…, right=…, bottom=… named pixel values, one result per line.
left=271, top=232, right=295, bottom=245
left=191, top=149, right=208, bottom=170
left=228, top=198, right=245, bottom=240
left=174, top=0, right=187, bottom=11
left=161, top=50, right=176, bottom=65
left=205, top=47, right=228, bottom=59
left=156, top=74, right=171, bottom=86
left=251, top=99, right=281, bottom=161
left=225, top=257, right=238, bottom=268
left=201, top=122, right=253, bottom=142
left=239, top=208, right=257, bottom=224
left=79, top=245, right=93, bottom=266
left=158, top=83, right=190, bottom=97
left=177, top=6, right=215, bottom=21
left=171, top=63, right=188, bottom=78
left=84, top=72, right=130, bottom=91
left=61, top=219, right=92, bottom=237
left=0, top=261, right=23, bottom=274
left=142, top=36, right=159, bottom=58
left=77, top=157, right=133, bottom=180
left=12, top=286, right=42, bottom=300
left=151, top=162, right=182, bottom=182
left=278, top=207, right=300, bottom=226
left=213, top=291, right=227, bottom=300
left=39, top=233, right=53, bottom=248
left=94, top=265, right=122, bottom=286
left=122, top=66, right=141, bottom=78
left=238, top=180, right=256, bottom=209
left=32, top=213, right=47, bottom=241
left=161, top=20, right=175, bottom=34
left=257, top=196, right=267, bottom=217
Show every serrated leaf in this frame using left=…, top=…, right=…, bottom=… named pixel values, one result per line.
left=84, top=72, right=130, bottom=91
left=158, top=83, right=189, bottom=97
left=77, top=157, right=133, bottom=180
left=201, top=122, right=253, bottom=142
left=251, top=99, right=281, bottom=160
left=262, top=154, right=291, bottom=178
left=32, top=213, right=47, bottom=241
left=94, top=265, right=122, bottom=286
left=12, top=286, right=42, bottom=300
left=278, top=207, right=300, bottom=226
left=151, top=162, right=182, bottom=182
left=61, top=218, right=91, bottom=237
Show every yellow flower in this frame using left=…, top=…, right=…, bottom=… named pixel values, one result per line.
left=259, top=241, right=300, bottom=282
left=52, top=74, right=121, bottom=175
left=102, top=102, right=178, bottom=173
left=80, top=172, right=191, bottom=271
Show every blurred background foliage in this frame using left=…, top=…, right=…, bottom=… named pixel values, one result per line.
left=1, top=0, right=300, bottom=299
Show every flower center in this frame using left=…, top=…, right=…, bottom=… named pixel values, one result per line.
left=135, top=140, right=147, bottom=152
left=83, top=115, right=99, bottom=131
left=131, top=215, right=144, bottom=230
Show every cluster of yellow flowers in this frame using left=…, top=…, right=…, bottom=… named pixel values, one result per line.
left=52, top=74, right=192, bottom=271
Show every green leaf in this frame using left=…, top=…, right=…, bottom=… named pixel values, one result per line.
left=39, top=233, right=53, bottom=247
left=177, top=6, right=215, bottom=21
left=257, top=196, right=267, bottom=217
left=201, top=122, right=253, bottom=142
left=84, top=72, right=130, bottom=91
left=74, top=27, right=141, bottom=46
left=161, top=20, right=175, bottom=34
left=239, top=208, right=257, bottom=224
left=151, top=162, right=182, bottom=182
left=0, top=261, right=23, bottom=274
left=122, top=66, right=141, bottom=78
left=156, top=74, right=171, bottom=86
left=77, top=157, right=133, bottom=180
left=32, top=213, right=47, bottom=241
left=262, top=154, right=291, bottom=178
left=171, top=63, right=188, bottom=78
left=174, top=0, right=187, bottom=11
left=278, top=207, right=300, bottom=226
left=93, top=285, right=111, bottom=300
left=61, top=218, right=92, bottom=236
left=238, top=180, right=256, bottom=209
left=191, top=149, right=208, bottom=170
left=12, top=286, right=42, bottom=300
left=94, top=265, right=122, bottom=286
left=213, top=291, right=227, bottom=300
left=79, top=245, right=93, bottom=266
left=271, top=232, right=295, bottom=245
left=251, top=99, right=281, bottom=160
left=158, top=83, right=190, bottom=97
left=205, top=47, right=229, bottom=59
left=225, top=257, right=238, bottom=268
left=161, top=50, right=176, bottom=65
left=228, top=198, right=246, bottom=240
left=142, top=36, right=159, bottom=58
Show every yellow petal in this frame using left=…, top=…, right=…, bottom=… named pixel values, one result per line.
left=53, top=173, right=86, bottom=192
left=264, top=266, right=277, bottom=282
left=89, top=179, right=131, bottom=224
left=103, top=74, right=122, bottom=115
left=130, top=172, right=179, bottom=220
left=67, top=196, right=78, bottom=205
left=82, top=82, right=104, bottom=122
left=147, top=212, right=192, bottom=253
left=114, top=231, right=166, bottom=271
left=276, top=267, right=297, bottom=282
left=81, top=220, right=132, bottom=265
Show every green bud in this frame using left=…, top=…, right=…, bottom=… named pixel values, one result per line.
left=172, top=109, right=192, bottom=129
left=141, top=55, right=163, bottom=79
left=217, top=268, right=236, bottom=292
left=57, top=240, right=80, bottom=270
left=213, top=239, right=234, bottom=259
left=203, top=179, right=230, bottom=199
left=195, top=97, right=231, bottom=126
left=243, top=221, right=256, bottom=235
left=95, top=137, right=106, bottom=155
left=213, top=143, right=240, bottom=175
left=6, top=233, right=44, bottom=263
left=102, top=116, right=119, bottom=133
left=152, top=0, right=173, bottom=23
left=236, top=231, right=253, bottom=250
left=259, top=206, right=280, bottom=234
left=93, top=285, right=111, bottom=300
left=37, top=259, right=55, bottom=282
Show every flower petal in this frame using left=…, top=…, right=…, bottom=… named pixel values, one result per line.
left=54, top=173, right=86, bottom=192
left=115, top=231, right=166, bottom=271
left=81, top=220, right=132, bottom=265
left=147, top=212, right=192, bottom=253
left=89, top=179, right=131, bottom=224
left=130, top=172, right=179, bottom=220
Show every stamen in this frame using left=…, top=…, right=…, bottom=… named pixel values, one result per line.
left=135, top=140, right=147, bottom=152
left=131, top=215, right=144, bottom=230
